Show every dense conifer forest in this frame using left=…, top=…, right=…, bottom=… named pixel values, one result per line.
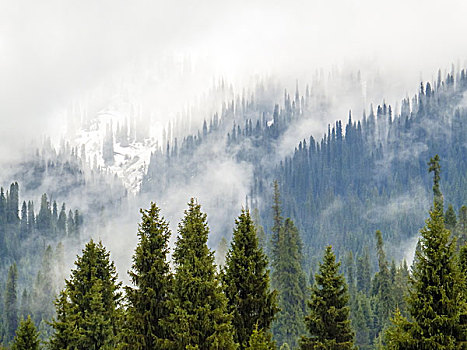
left=0, top=70, right=465, bottom=349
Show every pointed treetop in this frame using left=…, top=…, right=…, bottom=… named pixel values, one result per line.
left=428, top=154, right=443, bottom=211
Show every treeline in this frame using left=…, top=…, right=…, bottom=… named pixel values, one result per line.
left=4, top=156, right=466, bottom=349
left=0, top=183, right=81, bottom=346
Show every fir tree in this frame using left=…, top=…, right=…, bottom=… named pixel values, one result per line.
left=223, top=209, right=278, bottom=349
left=4, top=264, right=18, bottom=344
left=300, top=246, right=355, bottom=350
left=385, top=156, right=467, bottom=349
left=245, top=324, right=275, bottom=350
left=11, top=316, right=40, bottom=350
left=272, top=218, right=307, bottom=349
left=445, top=204, right=457, bottom=233
left=164, top=198, right=237, bottom=349
left=371, top=230, right=394, bottom=338
left=49, top=240, right=122, bottom=350
left=124, top=202, right=172, bottom=349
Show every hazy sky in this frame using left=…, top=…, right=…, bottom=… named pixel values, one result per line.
left=1, top=0, right=467, bottom=156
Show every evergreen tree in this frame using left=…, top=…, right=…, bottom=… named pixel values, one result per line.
left=4, top=263, right=18, bottom=344
left=49, top=240, right=122, bottom=350
left=356, top=248, right=371, bottom=295
left=445, top=204, right=457, bottom=233
left=36, top=194, right=51, bottom=234
left=270, top=182, right=307, bottom=348
left=32, top=245, right=55, bottom=322
left=272, top=218, right=307, bottom=349
left=457, top=206, right=467, bottom=247
left=271, top=180, right=283, bottom=262
left=245, top=324, right=275, bottom=350
left=124, top=202, right=172, bottom=349
left=371, top=230, right=394, bottom=339
left=223, top=209, right=278, bottom=349
left=20, top=202, right=28, bottom=240
left=11, top=316, right=40, bottom=350
left=300, top=246, right=355, bottom=350
left=428, top=154, right=443, bottom=212
left=57, top=204, right=67, bottom=237
left=385, top=156, right=467, bottom=349
left=164, top=198, right=237, bottom=349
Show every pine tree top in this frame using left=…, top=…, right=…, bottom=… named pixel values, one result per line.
left=12, top=316, right=40, bottom=350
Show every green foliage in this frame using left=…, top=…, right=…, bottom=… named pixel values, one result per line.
left=4, top=263, right=18, bottom=344
left=271, top=190, right=307, bottom=349
left=11, top=316, right=40, bottom=350
left=164, top=198, right=237, bottom=350
left=49, top=240, right=122, bottom=350
left=371, top=231, right=395, bottom=340
left=356, top=248, right=371, bottom=296
left=300, top=246, right=355, bottom=350
left=245, top=324, right=275, bottom=350
left=385, top=158, right=467, bottom=349
left=123, top=202, right=172, bottom=349
left=223, top=209, right=278, bottom=349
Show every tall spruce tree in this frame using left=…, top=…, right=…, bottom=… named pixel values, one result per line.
left=223, top=209, right=278, bottom=349
left=164, top=198, right=237, bottom=349
left=11, top=316, right=40, bottom=350
left=124, top=202, right=172, bottom=349
left=272, top=218, right=307, bottom=348
left=385, top=155, right=467, bottom=349
left=300, top=246, right=355, bottom=350
left=371, top=230, right=394, bottom=339
left=271, top=182, right=307, bottom=348
left=4, top=263, right=18, bottom=345
left=49, top=240, right=122, bottom=350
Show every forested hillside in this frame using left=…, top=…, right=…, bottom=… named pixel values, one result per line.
left=142, top=69, right=467, bottom=264
left=0, top=68, right=465, bottom=349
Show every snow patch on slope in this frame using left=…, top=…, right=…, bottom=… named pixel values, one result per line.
left=73, top=110, right=159, bottom=194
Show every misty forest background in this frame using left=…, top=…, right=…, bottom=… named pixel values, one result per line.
left=0, top=65, right=466, bottom=349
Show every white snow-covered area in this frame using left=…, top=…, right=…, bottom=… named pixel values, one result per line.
left=73, top=110, right=159, bottom=194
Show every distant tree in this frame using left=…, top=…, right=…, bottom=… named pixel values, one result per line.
left=272, top=218, right=307, bottom=348
left=445, top=204, right=457, bottom=233
left=270, top=182, right=307, bottom=348
left=57, top=204, right=67, bottom=237
left=164, top=199, right=237, bottom=349
left=223, top=209, right=278, bottom=349
left=124, top=203, right=172, bottom=349
left=4, top=264, right=18, bottom=344
left=36, top=194, right=51, bottom=234
left=11, top=316, right=40, bottom=350
left=300, top=246, right=355, bottom=350
left=31, top=245, right=55, bottom=327
left=356, top=248, right=371, bottom=295
left=20, top=202, right=28, bottom=240
left=371, top=230, right=394, bottom=338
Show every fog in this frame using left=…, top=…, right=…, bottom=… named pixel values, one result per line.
left=2, top=0, right=467, bottom=156
left=2, top=0, right=467, bottom=280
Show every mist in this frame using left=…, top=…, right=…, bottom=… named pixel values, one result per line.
left=2, top=0, right=467, bottom=156
left=2, top=0, right=467, bottom=284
